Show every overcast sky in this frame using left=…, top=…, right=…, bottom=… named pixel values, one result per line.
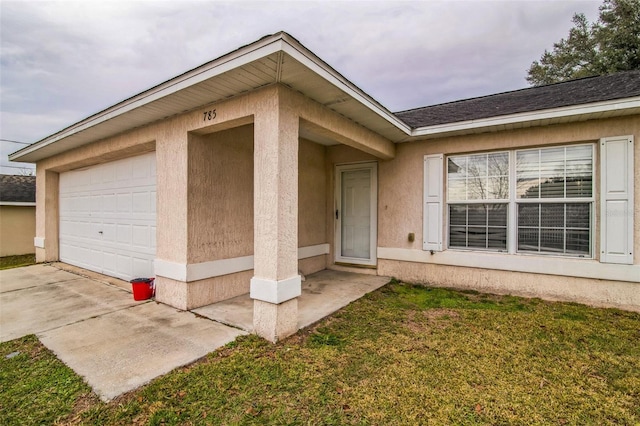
left=1, top=0, right=601, bottom=174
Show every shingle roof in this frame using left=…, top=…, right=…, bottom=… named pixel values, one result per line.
left=0, top=175, right=36, bottom=203
left=394, top=70, right=640, bottom=129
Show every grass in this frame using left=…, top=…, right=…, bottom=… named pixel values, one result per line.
left=0, top=335, right=92, bottom=425
left=0, top=254, right=36, bottom=270
left=1, top=281, right=639, bottom=425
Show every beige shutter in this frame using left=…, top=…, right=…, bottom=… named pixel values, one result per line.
left=423, top=154, right=443, bottom=251
left=600, top=136, right=634, bottom=264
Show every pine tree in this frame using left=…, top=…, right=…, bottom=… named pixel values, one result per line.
left=526, top=0, right=640, bottom=86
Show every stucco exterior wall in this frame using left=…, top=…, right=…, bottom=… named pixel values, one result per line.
left=379, top=259, right=640, bottom=312
left=188, top=125, right=254, bottom=263
left=378, top=115, right=640, bottom=261
left=299, top=138, right=327, bottom=247
left=0, top=206, right=36, bottom=256
left=377, top=114, right=640, bottom=310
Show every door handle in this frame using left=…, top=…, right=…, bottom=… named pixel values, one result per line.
left=98, top=231, right=103, bottom=234
left=335, top=209, right=339, bottom=220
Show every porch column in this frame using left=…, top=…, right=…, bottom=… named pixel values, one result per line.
left=154, top=129, right=190, bottom=309
left=34, top=169, right=59, bottom=262
left=250, top=91, right=301, bottom=342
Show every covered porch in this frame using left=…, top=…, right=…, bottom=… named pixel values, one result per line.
left=151, top=83, right=395, bottom=342
left=194, top=269, right=390, bottom=332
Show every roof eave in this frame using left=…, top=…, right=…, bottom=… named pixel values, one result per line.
left=9, top=32, right=409, bottom=163
left=402, top=96, right=640, bottom=141
left=9, top=34, right=288, bottom=163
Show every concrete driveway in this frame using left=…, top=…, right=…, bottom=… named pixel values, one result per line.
left=0, top=264, right=246, bottom=401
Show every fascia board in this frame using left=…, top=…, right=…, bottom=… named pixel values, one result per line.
left=279, top=35, right=412, bottom=135
left=410, top=97, right=640, bottom=138
left=0, top=202, right=36, bottom=206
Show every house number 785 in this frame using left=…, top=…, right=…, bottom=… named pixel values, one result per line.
left=203, top=109, right=217, bottom=121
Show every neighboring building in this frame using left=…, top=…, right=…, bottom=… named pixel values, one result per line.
left=9, top=32, right=639, bottom=341
left=0, top=174, right=36, bottom=256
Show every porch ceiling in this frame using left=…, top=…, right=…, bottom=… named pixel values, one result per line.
left=10, top=32, right=407, bottom=163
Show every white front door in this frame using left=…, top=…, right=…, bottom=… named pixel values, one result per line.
left=335, top=162, right=377, bottom=266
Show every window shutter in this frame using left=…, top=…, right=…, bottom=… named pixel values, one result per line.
left=424, top=154, right=443, bottom=251
left=600, top=136, right=634, bottom=264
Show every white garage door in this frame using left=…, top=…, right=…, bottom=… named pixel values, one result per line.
left=59, top=152, right=156, bottom=281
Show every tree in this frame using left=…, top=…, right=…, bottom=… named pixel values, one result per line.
left=526, top=0, right=640, bottom=86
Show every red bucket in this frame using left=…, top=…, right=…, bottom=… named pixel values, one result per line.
left=131, top=278, right=155, bottom=301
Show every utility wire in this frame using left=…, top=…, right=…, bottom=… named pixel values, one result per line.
left=0, top=139, right=31, bottom=145
left=0, top=164, right=35, bottom=170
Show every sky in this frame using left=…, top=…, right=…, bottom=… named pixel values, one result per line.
left=1, top=0, right=602, bottom=174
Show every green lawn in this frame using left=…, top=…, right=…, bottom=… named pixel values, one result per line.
left=1, top=281, right=639, bottom=425
left=0, top=254, right=36, bottom=270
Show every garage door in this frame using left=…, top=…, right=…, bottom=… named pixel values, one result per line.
left=59, top=152, right=156, bottom=281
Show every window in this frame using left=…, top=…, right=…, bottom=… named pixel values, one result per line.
left=516, top=146, right=593, bottom=255
left=446, top=144, right=594, bottom=257
left=447, top=152, right=509, bottom=250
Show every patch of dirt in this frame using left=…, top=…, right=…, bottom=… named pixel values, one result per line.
left=57, top=392, right=101, bottom=425
left=424, top=308, right=459, bottom=320
left=404, top=309, right=460, bottom=333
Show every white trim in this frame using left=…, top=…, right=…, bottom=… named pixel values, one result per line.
left=34, top=237, right=45, bottom=248
left=250, top=275, right=302, bottom=304
left=154, top=243, right=329, bottom=282
left=10, top=36, right=286, bottom=162
left=335, top=162, right=378, bottom=266
left=298, top=243, right=330, bottom=259
left=10, top=32, right=407, bottom=163
left=154, top=259, right=188, bottom=282
left=378, top=247, right=640, bottom=283
left=188, top=255, right=254, bottom=281
left=411, top=97, right=640, bottom=138
left=0, top=202, right=36, bottom=206
left=278, top=35, right=410, bottom=134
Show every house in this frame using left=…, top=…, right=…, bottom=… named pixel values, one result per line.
left=0, top=174, right=36, bottom=256
left=9, top=32, right=639, bottom=341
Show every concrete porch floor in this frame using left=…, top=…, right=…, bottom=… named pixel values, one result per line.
left=193, top=269, right=391, bottom=332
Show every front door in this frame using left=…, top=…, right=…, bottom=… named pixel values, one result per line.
left=335, top=162, right=377, bottom=266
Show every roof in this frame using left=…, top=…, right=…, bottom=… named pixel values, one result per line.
left=0, top=175, right=36, bottom=203
left=8, top=32, right=640, bottom=162
left=395, top=70, right=640, bottom=128
left=9, top=31, right=407, bottom=163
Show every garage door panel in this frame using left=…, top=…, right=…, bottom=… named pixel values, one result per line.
left=103, top=252, right=116, bottom=274
left=117, top=224, right=132, bottom=244
left=151, top=226, right=157, bottom=249
left=132, top=257, right=152, bottom=278
left=90, top=194, right=102, bottom=213
left=132, top=225, right=151, bottom=248
left=132, top=191, right=150, bottom=212
left=102, top=194, right=116, bottom=212
left=59, top=152, right=156, bottom=282
left=101, top=222, right=116, bottom=242
left=115, top=160, right=132, bottom=182
left=151, top=191, right=157, bottom=213
left=117, top=193, right=132, bottom=213
left=116, top=254, right=131, bottom=276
